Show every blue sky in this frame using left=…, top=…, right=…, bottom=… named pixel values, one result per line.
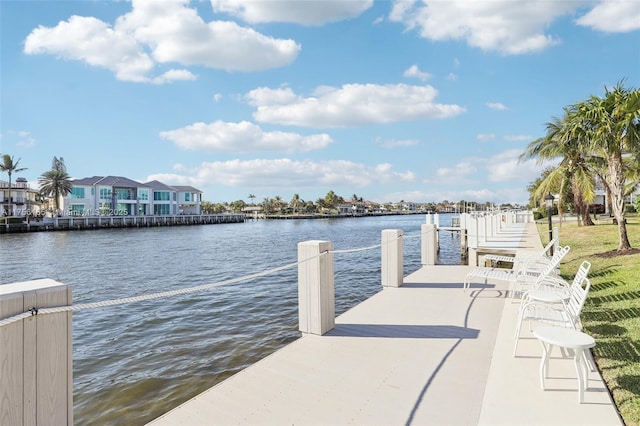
left=1, top=0, right=639, bottom=205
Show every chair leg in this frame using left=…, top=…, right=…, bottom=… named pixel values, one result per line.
left=513, top=317, right=524, bottom=356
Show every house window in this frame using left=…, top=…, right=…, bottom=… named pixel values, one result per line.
left=71, top=188, right=85, bottom=199
left=115, top=189, right=131, bottom=200
left=154, top=191, right=170, bottom=201
left=98, top=202, right=112, bottom=215
left=154, top=204, right=170, bottom=215
left=69, top=205, right=85, bottom=216
left=138, top=189, right=149, bottom=201
left=99, top=188, right=112, bottom=200
left=185, top=193, right=190, bottom=202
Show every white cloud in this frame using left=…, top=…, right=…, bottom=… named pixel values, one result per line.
left=504, top=134, right=534, bottom=142
left=403, top=64, right=431, bottom=81
left=446, top=72, right=458, bottom=81
left=486, top=102, right=508, bottom=111
left=151, top=69, right=197, bottom=84
left=435, top=161, right=478, bottom=181
left=24, top=15, right=156, bottom=82
left=477, top=133, right=496, bottom=141
left=247, top=83, right=466, bottom=128
left=389, top=0, right=578, bottom=55
left=2, top=130, right=37, bottom=148
left=159, top=120, right=333, bottom=153
left=16, top=137, right=37, bottom=148
left=486, top=149, right=540, bottom=183
left=576, top=0, right=640, bottom=33
left=211, top=0, right=373, bottom=25
left=24, top=0, right=300, bottom=83
left=149, top=158, right=415, bottom=190
left=213, top=93, right=223, bottom=102
left=376, top=137, right=420, bottom=148
left=246, top=87, right=299, bottom=107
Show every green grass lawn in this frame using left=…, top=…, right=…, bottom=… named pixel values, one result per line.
left=537, top=214, right=640, bottom=425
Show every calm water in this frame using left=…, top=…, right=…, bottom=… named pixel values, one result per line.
left=0, top=214, right=462, bottom=425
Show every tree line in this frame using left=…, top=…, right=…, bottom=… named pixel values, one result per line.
left=201, top=194, right=522, bottom=216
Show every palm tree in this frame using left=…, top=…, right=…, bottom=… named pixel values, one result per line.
left=248, top=194, right=256, bottom=205
left=324, top=190, right=338, bottom=210
left=273, top=195, right=283, bottom=213
left=520, top=110, right=598, bottom=226
left=290, top=193, right=301, bottom=214
left=577, top=82, right=640, bottom=251
left=38, top=157, right=72, bottom=215
left=1, top=154, right=27, bottom=216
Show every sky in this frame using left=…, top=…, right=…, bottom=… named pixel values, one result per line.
left=1, top=0, right=639, bottom=206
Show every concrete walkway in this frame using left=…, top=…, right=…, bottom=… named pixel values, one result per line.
left=148, top=221, right=623, bottom=425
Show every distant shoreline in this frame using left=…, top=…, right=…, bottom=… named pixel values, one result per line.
left=0, top=210, right=458, bottom=234
left=258, top=211, right=437, bottom=220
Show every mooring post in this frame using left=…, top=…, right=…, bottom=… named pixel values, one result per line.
left=381, top=229, right=403, bottom=287
left=0, top=279, right=73, bottom=426
left=297, top=240, right=335, bottom=336
left=421, top=224, right=437, bottom=265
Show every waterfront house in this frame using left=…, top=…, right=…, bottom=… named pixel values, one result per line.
left=172, top=185, right=202, bottom=215
left=62, top=176, right=202, bottom=216
left=0, top=178, right=41, bottom=216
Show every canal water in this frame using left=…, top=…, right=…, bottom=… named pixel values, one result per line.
left=0, top=213, right=462, bottom=425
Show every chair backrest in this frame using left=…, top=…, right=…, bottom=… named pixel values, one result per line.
left=541, top=238, right=557, bottom=257
left=566, top=276, right=591, bottom=325
left=531, top=245, right=570, bottom=286
left=543, top=245, right=570, bottom=274
left=570, top=261, right=591, bottom=287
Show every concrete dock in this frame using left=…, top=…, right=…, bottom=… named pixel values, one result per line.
left=148, top=221, right=623, bottom=425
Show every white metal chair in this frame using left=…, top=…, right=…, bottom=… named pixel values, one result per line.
left=520, top=260, right=591, bottom=304
left=513, top=270, right=591, bottom=356
left=463, top=245, right=570, bottom=296
left=483, top=238, right=557, bottom=267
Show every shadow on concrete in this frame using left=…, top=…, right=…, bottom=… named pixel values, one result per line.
left=328, top=323, right=480, bottom=339
left=401, top=282, right=496, bottom=289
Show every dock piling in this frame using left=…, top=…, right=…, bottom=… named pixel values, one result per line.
left=297, top=240, right=335, bottom=336
left=381, top=229, right=403, bottom=287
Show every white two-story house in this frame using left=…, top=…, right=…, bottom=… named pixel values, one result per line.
left=62, top=176, right=202, bottom=216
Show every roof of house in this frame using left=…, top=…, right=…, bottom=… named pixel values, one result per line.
left=70, top=176, right=202, bottom=194
left=71, top=176, right=106, bottom=185
left=144, top=180, right=177, bottom=191
left=72, top=176, right=146, bottom=187
left=172, top=185, right=202, bottom=193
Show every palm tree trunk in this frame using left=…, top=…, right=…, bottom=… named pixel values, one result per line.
left=571, top=177, right=594, bottom=226
left=54, top=188, right=60, bottom=216
left=7, top=172, right=12, bottom=216
left=608, top=154, right=632, bottom=251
